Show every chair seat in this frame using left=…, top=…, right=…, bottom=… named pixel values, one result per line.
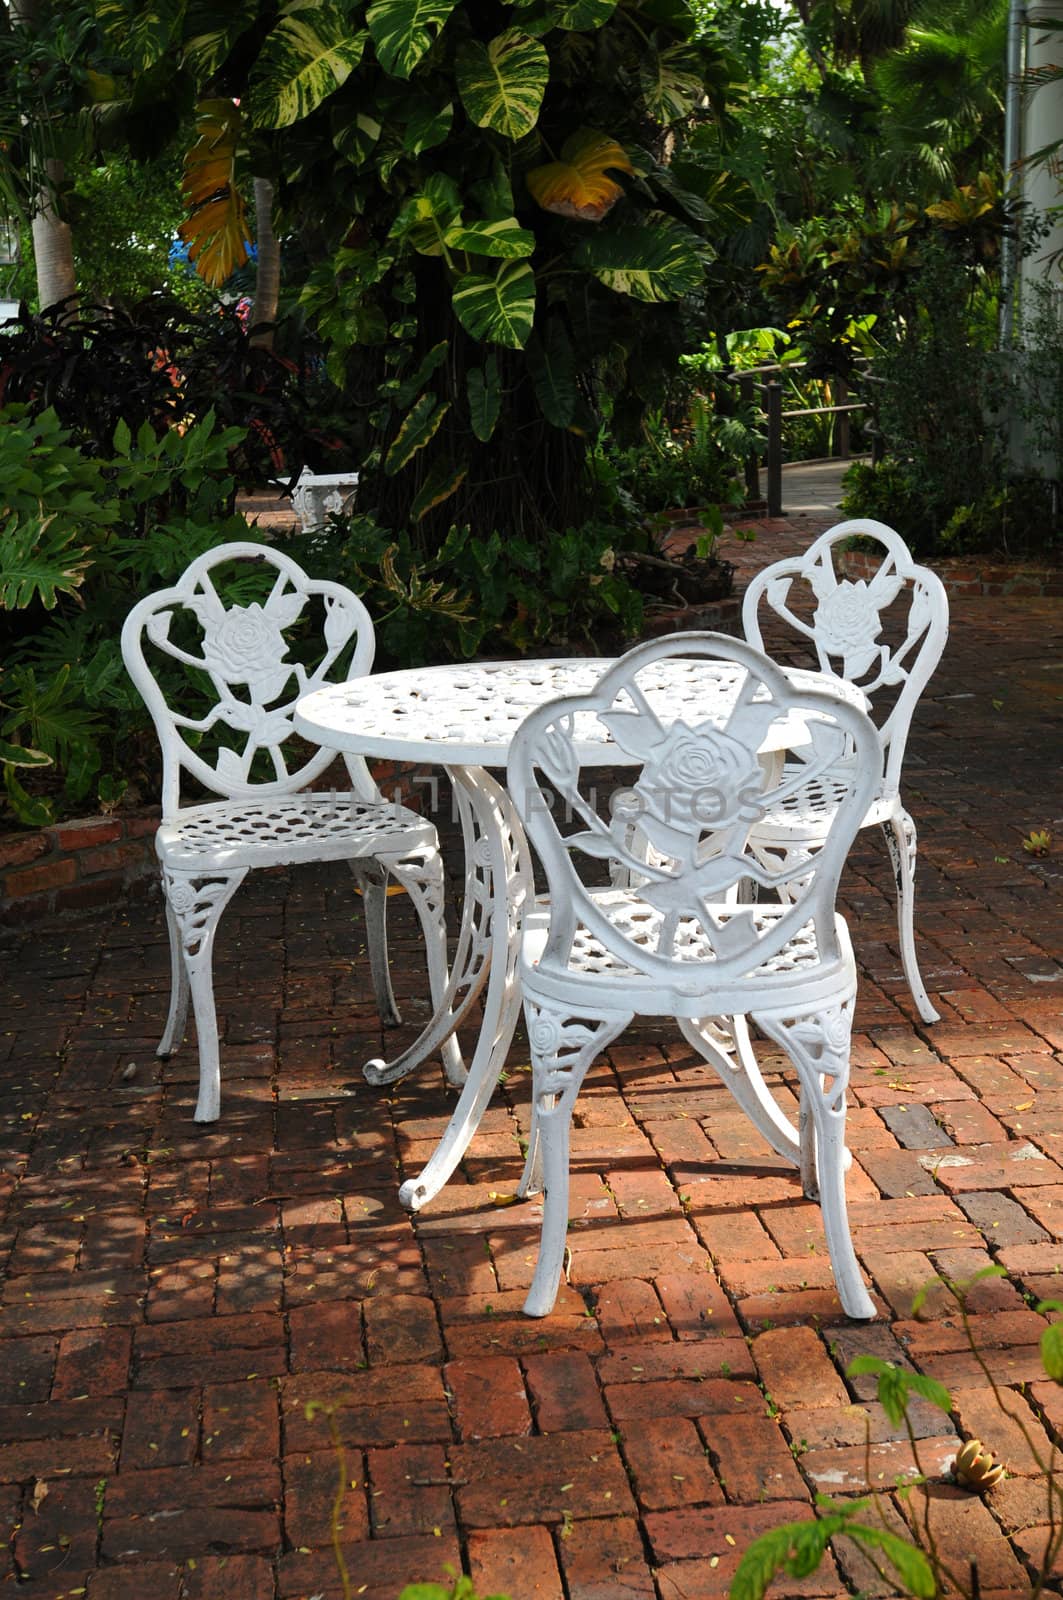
left=156, top=792, right=436, bottom=872
left=519, top=889, right=854, bottom=1018
left=751, top=762, right=894, bottom=840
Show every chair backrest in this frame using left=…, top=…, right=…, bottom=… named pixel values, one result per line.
left=121, top=541, right=375, bottom=814
left=742, top=519, right=949, bottom=797
left=507, top=633, right=880, bottom=1002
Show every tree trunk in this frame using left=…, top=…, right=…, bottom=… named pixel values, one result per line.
left=9, top=0, right=77, bottom=313
left=30, top=155, right=76, bottom=311
left=250, top=177, right=280, bottom=349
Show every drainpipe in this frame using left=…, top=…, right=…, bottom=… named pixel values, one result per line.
left=1000, top=0, right=1026, bottom=348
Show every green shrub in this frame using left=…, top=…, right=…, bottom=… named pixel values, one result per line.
left=294, top=513, right=646, bottom=668
left=595, top=395, right=756, bottom=517
left=0, top=405, right=251, bottom=826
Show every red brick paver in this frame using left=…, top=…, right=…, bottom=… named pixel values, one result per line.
left=1, top=518, right=1061, bottom=1597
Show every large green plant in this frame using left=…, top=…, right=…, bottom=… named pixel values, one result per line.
left=93, top=0, right=750, bottom=547
left=0, top=404, right=250, bottom=826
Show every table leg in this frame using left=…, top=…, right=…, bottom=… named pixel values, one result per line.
left=375, top=766, right=534, bottom=1213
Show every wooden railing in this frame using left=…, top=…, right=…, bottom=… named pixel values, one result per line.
left=725, top=363, right=874, bottom=517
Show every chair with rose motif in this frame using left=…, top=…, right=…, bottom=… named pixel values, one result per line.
left=507, top=632, right=881, bottom=1320
left=121, top=541, right=462, bottom=1122
left=742, top=520, right=949, bottom=1025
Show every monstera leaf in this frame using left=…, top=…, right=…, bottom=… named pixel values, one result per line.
left=526, top=128, right=633, bottom=221
left=178, top=98, right=250, bottom=287
left=367, top=0, right=459, bottom=78
left=247, top=3, right=366, bottom=127
left=574, top=213, right=705, bottom=300
left=384, top=393, right=450, bottom=474
left=639, top=42, right=706, bottom=122
left=455, top=30, right=549, bottom=140
left=452, top=261, right=535, bottom=348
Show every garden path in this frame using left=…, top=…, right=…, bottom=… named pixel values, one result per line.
left=1, top=519, right=1062, bottom=1600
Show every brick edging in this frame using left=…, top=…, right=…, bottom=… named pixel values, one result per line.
left=0, top=810, right=162, bottom=925
left=839, top=548, right=1063, bottom=597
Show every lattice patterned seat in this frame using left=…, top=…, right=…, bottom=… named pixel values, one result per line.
left=523, top=894, right=841, bottom=1001
left=508, top=632, right=882, bottom=1321
left=743, top=519, right=949, bottom=1024
left=122, top=542, right=461, bottom=1122
left=157, top=793, right=436, bottom=871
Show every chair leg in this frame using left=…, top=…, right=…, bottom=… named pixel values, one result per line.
left=158, top=890, right=190, bottom=1058
left=883, top=807, right=940, bottom=1026
left=350, top=860, right=402, bottom=1028
left=757, top=999, right=875, bottom=1320
left=387, top=847, right=466, bottom=1087
left=522, top=1001, right=630, bottom=1318
left=162, top=868, right=246, bottom=1124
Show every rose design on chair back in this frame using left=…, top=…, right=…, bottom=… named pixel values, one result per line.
left=201, top=603, right=291, bottom=691
left=812, top=581, right=885, bottom=678
left=633, top=722, right=765, bottom=857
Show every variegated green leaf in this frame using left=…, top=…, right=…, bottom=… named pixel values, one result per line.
left=182, top=0, right=258, bottom=84
left=553, top=0, right=616, bottom=28
left=96, top=0, right=186, bottom=75
left=0, top=737, right=51, bottom=770
left=452, top=260, right=535, bottom=348
left=527, top=319, right=575, bottom=426
left=446, top=217, right=535, bottom=259
left=366, top=0, right=459, bottom=79
left=411, top=460, right=468, bottom=520
left=384, top=393, right=449, bottom=475
left=247, top=4, right=366, bottom=129
left=394, top=340, right=449, bottom=406
left=639, top=42, right=705, bottom=123
left=400, top=95, right=454, bottom=154
left=647, top=161, right=715, bottom=223
left=574, top=213, right=705, bottom=301
left=466, top=354, right=501, bottom=440
left=455, top=30, right=549, bottom=140
left=388, top=174, right=462, bottom=255
left=332, top=104, right=382, bottom=164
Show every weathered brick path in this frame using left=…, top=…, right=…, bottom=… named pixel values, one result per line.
left=1, top=514, right=1062, bottom=1600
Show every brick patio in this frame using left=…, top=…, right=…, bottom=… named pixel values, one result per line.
left=1, top=517, right=1062, bottom=1600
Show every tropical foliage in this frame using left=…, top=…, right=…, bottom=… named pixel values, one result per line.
left=85, top=0, right=750, bottom=545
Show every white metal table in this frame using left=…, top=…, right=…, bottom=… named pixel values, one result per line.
left=295, top=657, right=865, bottom=1213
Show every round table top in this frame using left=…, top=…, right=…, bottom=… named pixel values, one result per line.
left=295, top=657, right=865, bottom=769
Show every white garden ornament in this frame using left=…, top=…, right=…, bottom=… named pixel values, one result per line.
left=508, top=633, right=882, bottom=1320
left=290, top=468, right=359, bottom=530
left=121, top=541, right=461, bottom=1122
left=742, top=519, right=949, bottom=1025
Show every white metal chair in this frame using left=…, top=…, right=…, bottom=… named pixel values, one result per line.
left=742, top=519, right=949, bottom=1025
left=121, top=541, right=461, bottom=1122
left=507, top=632, right=881, bottom=1320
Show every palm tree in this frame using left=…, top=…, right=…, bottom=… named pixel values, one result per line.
left=870, top=0, right=1007, bottom=197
